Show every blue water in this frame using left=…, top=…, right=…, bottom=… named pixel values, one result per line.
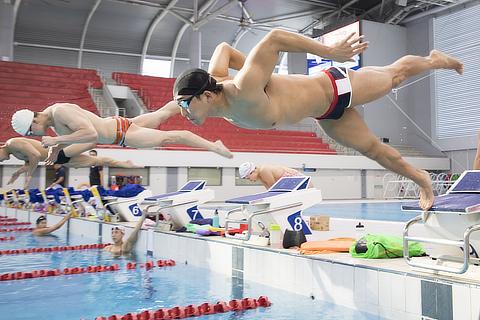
left=0, top=233, right=384, bottom=320
left=304, top=201, right=419, bottom=222
left=0, top=232, right=97, bottom=250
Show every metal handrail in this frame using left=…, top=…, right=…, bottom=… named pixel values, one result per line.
left=403, top=215, right=480, bottom=274
left=144, top=199, right=198, bottom=225
left=225, top=202, right=302, bottom=241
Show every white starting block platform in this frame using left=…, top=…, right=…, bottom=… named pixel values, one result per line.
left=100, top=189, right=152, bottom=222
left=140, top=180, right=214, bottom=228
left=402, top=170, right=480, bottom=274
left=200, top=176, right=322, bottom=241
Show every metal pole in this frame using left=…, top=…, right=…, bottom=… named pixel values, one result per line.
left=139, top=0, right=179, bottom=73
left=78, top=0, right=102, bottom=68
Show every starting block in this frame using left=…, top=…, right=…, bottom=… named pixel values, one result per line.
left=402, top=170, right=480, bottom=274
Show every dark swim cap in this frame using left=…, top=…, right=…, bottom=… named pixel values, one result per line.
left=36, top=215, right=47, bottom=225
left=173, top=68, right=212, bottom=97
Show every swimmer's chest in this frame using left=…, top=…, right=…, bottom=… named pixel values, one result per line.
left=224, top=101, right=279, bottom=129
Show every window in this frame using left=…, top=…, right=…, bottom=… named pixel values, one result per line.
left=109, top=167, right=150, bottom=186
left=187, top=167, right=222, bottom=186
left=275, top=53, right=289, bottom=75
left=142, top=58, right=171, bottom=77
left=433, top=4, right=480, bottom=141
left=234, top=168, right=262, bottom=186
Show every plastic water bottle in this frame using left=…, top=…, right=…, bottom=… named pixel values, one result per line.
left=269, top=224, right=282, bottom=248
left=212, top=209, right=220, bottom=228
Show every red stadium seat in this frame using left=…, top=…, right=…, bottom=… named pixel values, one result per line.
left=0, top=61, right=102, bottom=142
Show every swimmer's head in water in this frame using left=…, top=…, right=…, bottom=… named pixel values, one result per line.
left=11, top=109, right=46, bottom=136
left=36, top=215, right=47, bottom=228
left=239, top=162, right=256, bottom=179
left=111, top=226, right=125, bottom=244
left=173, top=68, right=223, bottom=125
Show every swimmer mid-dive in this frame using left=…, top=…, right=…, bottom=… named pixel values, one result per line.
left=32, top=213, right=72, bottom=236
left=239, top=162, right=312, bottom=189
left=10, top=102, right=233, bottom=165
left=168, top=29, right=463, bottom=210
left=104, top=211, right=147, bottom=256
left=0, top=137, right=142, bottom=189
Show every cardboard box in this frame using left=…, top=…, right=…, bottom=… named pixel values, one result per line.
left=309, top=215, right=330, bottom=231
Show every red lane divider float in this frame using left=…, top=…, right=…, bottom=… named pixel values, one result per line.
left=0, top=264, right=120, bottom=281
left=0, top=236, right=15, bottom=241
left=0, top=227, right=34, bottom=232
left=0, top=243, right=111, bottom=255
left=0, top=222, right=31, bottom=226
left=0, top=218, right=18, bottom=222
left=0, top=259, right=176, bottom=282
left=95, top=296, right=272, bottom=320
left=126, top=260, right=176, bottom=270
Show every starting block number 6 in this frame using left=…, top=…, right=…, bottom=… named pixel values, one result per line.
left=129, top=204, right=142, bottom=217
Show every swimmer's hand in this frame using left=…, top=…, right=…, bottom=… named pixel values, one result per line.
left=45, top=146, right=60, bottom=165
left=214, top=140, right=233, bottom=159
left=327, top=32, right=369, bottom=63
left=7, top=172, right=20, bottom=185
left=41, top=136, right=57, bottom=148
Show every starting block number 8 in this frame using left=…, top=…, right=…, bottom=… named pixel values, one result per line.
left=293, top=217, right=303, bottom=231
left=287, top=211, right=312, bottom=235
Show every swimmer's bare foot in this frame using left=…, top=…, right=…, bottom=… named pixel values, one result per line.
left=417, top=170, right=434, bottom=211
left=430, top=50, right=464, bottom=75
left=214, top=140, right=233, bottom=159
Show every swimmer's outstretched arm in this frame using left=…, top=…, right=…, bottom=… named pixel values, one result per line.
left=32, top=212, right=73, bottom=236
left=208, top=42, right=247, bottom=78
left=235, top=29, right=368, bottom=92
left=160, top=130, right=232, bottom=158
left=63, top=143, right=98, bottom=158
left=7, top=165, right=28, bottom=185
left=123, top=212, right=147, bottom=253
left=7, top=140, right=42, bottom=188
left=45, top=143, right=98, bottom=165
left=130, top=101, right=180, bottom=129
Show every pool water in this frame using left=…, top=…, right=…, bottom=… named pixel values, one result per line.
left=304, top=200, right=418, bottom=222
left=0, top=233, right=384, bottom=320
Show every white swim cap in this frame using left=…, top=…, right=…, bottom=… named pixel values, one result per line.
left=239, top=162, right=255, bottom=179
left=112, top=226, right=125, bottom=234
left=11, top=109, right=34, bottom=136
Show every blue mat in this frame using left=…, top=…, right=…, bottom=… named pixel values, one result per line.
left=450, top=172, right=480, bottom=193
left=226, top=191, right=285, bottom=204
left=402, top=193, right=480, bottom=213
left=144, top=191, right=185, bottom=201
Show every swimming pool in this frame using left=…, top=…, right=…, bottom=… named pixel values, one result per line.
left=0, top=232, right=384, bottom=320
left=304, top=200, right=418, bottom=222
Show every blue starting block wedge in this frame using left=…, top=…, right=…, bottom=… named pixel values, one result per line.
left=144, top=180, right=206, bottom=202
left=402, top=171, right=480, bottom=213
left=226, top=176, right=310, bottom=204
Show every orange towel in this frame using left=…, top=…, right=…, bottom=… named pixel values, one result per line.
left=298, top=238, right=356, bottom=255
